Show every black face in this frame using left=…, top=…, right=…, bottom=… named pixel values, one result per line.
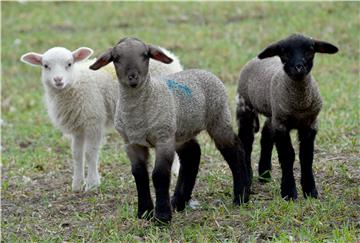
left=258, top=34, right=339, bottom=81
left=89, top=37, right=173, bottom=88
left=278, top=38, right=315, bottom=81
left=112, top=40, right=150, bottom=88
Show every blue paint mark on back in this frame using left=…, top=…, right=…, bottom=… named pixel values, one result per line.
left=166, top=79, right=192, bottom=97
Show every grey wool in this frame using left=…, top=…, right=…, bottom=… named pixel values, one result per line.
left=115, top=69, right=233, bottom=148
left=237, top=56, right=323, bottom=127
left=236, top=34, right=338, bottom=200
left=90, top=37, right=250, bottom=223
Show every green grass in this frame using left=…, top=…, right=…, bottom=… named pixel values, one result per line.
left=1, top=2, right=359, bottom=242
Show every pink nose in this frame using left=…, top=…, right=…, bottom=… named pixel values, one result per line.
left=54, top=77, right=63, bottom=83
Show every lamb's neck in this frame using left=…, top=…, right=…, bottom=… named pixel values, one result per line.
left=118, top=75, right=154, bottom=112
left=43, top=83, right=74, bottom=102
left=282, top=74, right=316, bottom=111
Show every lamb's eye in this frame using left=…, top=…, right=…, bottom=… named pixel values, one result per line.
left=44, top=64, right=49, bottom=69
left=142, top=53, right=148, bottom=59
left=67, top=63, right=72, bottom=67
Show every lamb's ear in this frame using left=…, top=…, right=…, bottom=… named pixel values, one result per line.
left=20, top=52, right=43, bottom=66
left=314, top=40, right=339, bottom=54
left=148, top=45, right=173, bottom=64
left=89, top=48, right=113, bottom=70
left=258, top=43, right=281, bottom=59
left=73, top=47, right=94, bottom=62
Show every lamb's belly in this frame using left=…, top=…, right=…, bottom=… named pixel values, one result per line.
left=127, top=133, right=152, bottom=147
left=286, top=113, right=318, bottom=129
left=175, top=116, right=205, bottom=144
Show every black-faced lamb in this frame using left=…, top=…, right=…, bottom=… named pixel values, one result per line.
left=90, top=37, right=250, bottom=223
left=20, top=46, right=182, bottom=192
left=236, top=34, right=338, bottom=200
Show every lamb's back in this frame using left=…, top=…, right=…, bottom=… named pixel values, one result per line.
left=238, top=57, right=282, bottom=116
left=162, top=69, right=229, bottom=143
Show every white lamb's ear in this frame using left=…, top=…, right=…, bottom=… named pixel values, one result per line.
left=20, top=52, right=43, bottom=66
left=72, top=47, right=94, bottom=62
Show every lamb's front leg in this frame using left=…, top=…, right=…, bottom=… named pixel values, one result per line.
left=298, top=127, right=318, bottom=198
left=84, top=129, right=102, bottom=191
left=126, top=144, right=153, bottom=219
left=152, top=141, right=175, bottom=223
left=273, top=125, right=297, bottom=200
left=71, top=133, right=85, bottom=192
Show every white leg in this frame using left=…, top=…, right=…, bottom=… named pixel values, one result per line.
left=171, top=153, right=180, bottom=177
left=71, top=133, right=85, bottom=192
left=84, top=129, right=102, bottom=191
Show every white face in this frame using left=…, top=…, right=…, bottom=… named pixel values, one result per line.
left=41, top=48, right=75, bottom=89
left=20, top=46, right=93, bottom=90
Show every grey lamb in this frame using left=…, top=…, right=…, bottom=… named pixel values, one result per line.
left=236, top=34, right=338, bottom=200
left=90, top=37, right=250, bottom=223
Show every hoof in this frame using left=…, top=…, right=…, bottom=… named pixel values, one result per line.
left=281, top=187, right=298, bottom=201
left=171, top=196, right=186, bottom=212
left=85, top=176, right=100, bottom=192
left=303, top=188, right=318, bottom=199
left=258, top=171, right=271, bottom=183
left=154, top=212, right=172, bottom=225
left=72, top=179, right=85, bottom=192
left=234, top=189, right=250, bottom=205
left=137, top=209, right=154, bottom=220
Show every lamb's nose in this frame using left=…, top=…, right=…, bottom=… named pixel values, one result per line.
left=295, top=64, right=304, bottom=73
left=128, top=74, right=138, bottom=81
left=54, top=77, right=63, bottom=83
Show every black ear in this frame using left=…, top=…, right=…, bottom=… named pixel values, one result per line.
left=148, top=45, right=173, bottom=64
left=314, top=40, right=339, bottom=54
left=89, top=48, right=113, bottom=70
left=258, top=42, right=281, bottom=59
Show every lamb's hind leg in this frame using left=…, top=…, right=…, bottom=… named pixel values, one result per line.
left=171, top=139, right=201, bottom=211
left=84, top=129, right=102, bottom=191
left=236, top=96, right=257, bottom=180
left=71, top=133, right=85, bottom=192
left=208, top=122, right=251, bottom=205
left=298, top=127, right=318, bottom=198
left=126, top=144, right=153, bottom=219
left=258, top=118, right=274, bottom=182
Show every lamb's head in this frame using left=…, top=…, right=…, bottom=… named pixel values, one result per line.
left=21, top=47, right=93, bottom=89
left=90, top=37, right=173, bottom=88
left=258, top=34, right=338, bottom=81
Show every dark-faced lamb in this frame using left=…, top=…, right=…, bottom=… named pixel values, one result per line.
left=90, top=37, right=250, bottom=223
left=20, top=46, right=182, bottom=192
left=236, top=34, right=338, bottom=200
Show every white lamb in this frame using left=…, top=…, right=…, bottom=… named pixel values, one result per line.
left=20, top=46, right=182, bottom=192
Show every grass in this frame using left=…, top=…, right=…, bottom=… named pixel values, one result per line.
left=1, top=1, right=359, bottom=242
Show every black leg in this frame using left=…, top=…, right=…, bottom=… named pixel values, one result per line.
left=236, top=104, right=258, bottom=181
left=214, top=135, right=251, bottom=205
left=152, top=142, right=174, bottom=223
left=258, top=118, right=274, bottom=182
left=171, top=139, right=201, bottom=211
left=298, top=128, right=318, bottom=198
left=273, top=127, right=297, bottom=200
left=126, top=145, right=153, bottom=219
left=208, top=104, right=251, bottom=205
